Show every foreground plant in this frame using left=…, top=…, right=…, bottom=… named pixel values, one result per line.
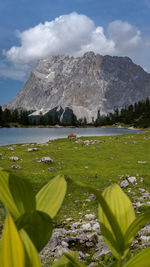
left=0, top=168, right=67, bottom=266
left=74, top=181, right=150, bottom=266
left=0, top=168, right=150, bottom=266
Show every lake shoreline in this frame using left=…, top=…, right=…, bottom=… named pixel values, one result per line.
left=0, top=126, right=144, bottom=146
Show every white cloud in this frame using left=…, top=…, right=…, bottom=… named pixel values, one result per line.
left=108, top=20, right=141, bottom=53
left=1, top=12, right=144, bottom=80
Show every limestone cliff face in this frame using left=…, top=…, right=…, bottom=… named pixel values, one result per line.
left=5, top=52, right=150, bottom=122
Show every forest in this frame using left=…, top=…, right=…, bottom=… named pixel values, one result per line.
left=0, top=98, right=150, bottom=128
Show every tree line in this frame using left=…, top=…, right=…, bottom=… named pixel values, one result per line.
left=94, top=98, right=150, bottom=128
left=0, top=98, right=150, bottom=128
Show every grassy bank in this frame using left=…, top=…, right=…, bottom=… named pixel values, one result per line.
left=0, top=131, right=150, bottom=224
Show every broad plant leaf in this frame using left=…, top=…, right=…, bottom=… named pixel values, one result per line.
left=52, top=255, right=73, bottom=267
left=124, top=247, right=150, bottom=267
left=0, top=170, right=20, bottom=218
left=36, top=175, right=67, bottom=218
left=52, top=251, right=86, bottom=267
left=16, top=210, right=53, bottom=252
left=0, top=213, right=25, bottom=267
left=74, top=181, right=125, bottom=259
left=0, top=169, right=36, bottom=219
left=9, top=174, right=36, bottom=216
left=125, top=209, right=150, bottom=247
left=64, top=252, right=87, bottom=267
left=20, top=229, right=42, bottom=267
left=98, top=184, right=135, bottom=259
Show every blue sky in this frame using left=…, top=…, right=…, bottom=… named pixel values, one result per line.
left=1, top=0, right=150, bottom=105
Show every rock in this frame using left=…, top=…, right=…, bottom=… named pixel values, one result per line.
left=93, top=247, right=110, bottom=259
left=140, top=236, right=150, bottom=244
left=41, top=157, right=53, bottom=163
left=92, top=223, right=100, bottom=233
left=9, top=156, right=19, bottom=161
left=61, top=241, right=68, bottom=247
left=11, top=165, right=21, bottom=169
left=48, top=167, right=54, bottom=171
left=138, top=161, right=147, bottom=164
left=139, top=188, right=145, bottom=193
left=120, top=179, right=129, bottom=188
left=85, top=214, right=96, bottom=220
left=86, top=241, right=94, bottom=247
left=128, top=176, right=136, bottom=184
left=80, top=223, right=92, bottom=231
left=133, top=202, right=144, bottom=209
left=54, top=246, right=70, bottom=258
left=35, top=158, right=41, bottom=163
left=138, top=225, right=150, bottom=236
left=5, top=52, right=150, bottom=124
left=8, top=147, right=14, bottom=151
left=88, top=194, right=96, bottom=200
left=27, top=148, right=39, bottom=152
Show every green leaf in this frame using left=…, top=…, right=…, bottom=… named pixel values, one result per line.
left=20, top=229, right=42, bottom=267
left=74, top=181, right=125, bottom=258
left=0, top=213, right=25, bottom=267
left=52, top=252, right=86, bottom=267
left=125, top=209, right=150, bottom=247
left=9, top=174, right=36, bottom=216
left=36, top=175, right=67, bottom=218
left=51, top=254, right=73, bottom=267
left=98, top=184, right=135, bottom=258
left=64, top=252, right=87, bottom=267
left=0, top=169, right=36, bottom=219
left=124, top=247, right=150, bottom=267
left=16, top=210, right=53, bottom=252
left=0, top=170, right=20, bottom=218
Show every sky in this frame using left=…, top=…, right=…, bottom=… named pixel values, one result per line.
left=1, top=0, right=150, bottom=105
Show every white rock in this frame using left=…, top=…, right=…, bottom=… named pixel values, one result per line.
left=9, top=156, right=19, bottom=161
left=80, top=223, right=92, bottom=231
left=120, top=179, right=129, bottom=188
left=85, top=214, right=96, bottom=220
left=41, top=157, right=53, bottom=163
left=128, top=176, right=136, bottom=184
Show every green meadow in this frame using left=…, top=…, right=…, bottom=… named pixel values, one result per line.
left=0, top=131, right=150, bottom=226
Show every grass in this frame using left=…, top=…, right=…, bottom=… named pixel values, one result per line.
left=0, top=131, right=150, bottom=225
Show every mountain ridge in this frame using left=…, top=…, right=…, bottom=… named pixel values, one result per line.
left=4, top=51, right=150, bottom=122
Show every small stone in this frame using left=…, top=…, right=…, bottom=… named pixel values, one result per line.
left=85, top=166, right=88, bottom=169
left=92, top=223, right=100, bottom=232
left=9, top=156, right=19, bottom=161
left=48, top=167, right=54, bottom=171
left=27, top=148, right=39, bottom=152
left=86, top=241, right=94, bottom=247
left=85, top=214, right=96, bottom=220
left=8, top=147, right=14, bottom=151
left=128, top=176, right=136, bottom=184
left=61, top=241, right=68, bottom=247
left=41, top=157, right=53, bottom=163
left=139, top=188, right=145, bottom=193
left=140, top=236, right=150, bottom=244
left=80, top=223, right=91, bottom=231
left=120, top=179, right=129, bottom=188
left=11, top=165, right=21, bottom=169
left=35, top=158, right=41, bottom=163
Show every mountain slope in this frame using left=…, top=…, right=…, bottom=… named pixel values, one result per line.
left=5, top=52, right=150, bottom=122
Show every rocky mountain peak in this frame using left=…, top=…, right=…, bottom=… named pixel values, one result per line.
left=4, top=51, right=150, bottom=122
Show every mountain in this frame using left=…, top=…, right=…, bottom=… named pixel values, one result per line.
left=4, top=51, right=150, bottom=122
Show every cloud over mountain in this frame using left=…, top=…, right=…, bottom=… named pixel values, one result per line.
left=0, top=12, right=144, bottom=80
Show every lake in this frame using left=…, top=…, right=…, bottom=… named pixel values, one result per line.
left=0, top=127, right=143, bottom=146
